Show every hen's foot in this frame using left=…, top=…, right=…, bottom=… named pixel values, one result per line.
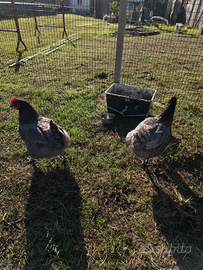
left=25, top=157, right=35, bottom=164
left=140, top=159, right=152, bottom=167
left=60, top=154, right=68, bottom=163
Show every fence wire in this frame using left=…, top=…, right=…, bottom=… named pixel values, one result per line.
left=0, top=0, right=202, bottom=106
left=0, top=2, right=202, bottom=269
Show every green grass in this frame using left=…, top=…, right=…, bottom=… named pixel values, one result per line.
left=0, top=14, right=203, bottom=269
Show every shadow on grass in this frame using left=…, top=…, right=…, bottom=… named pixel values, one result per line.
left=14, top=50, right=26, bottom=72
left=113, top=114, right=145, bottom=139
left=158, top=135, right=182, bottom=160
left=157, top=27, right=200, bottom=38
left=24, top=163, right=87, bottom=270
left=147, top=160, right=203, bottom=270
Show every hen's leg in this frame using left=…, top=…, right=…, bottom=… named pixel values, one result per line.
left=25, top=157, right=35, bottom=164
left=141, top=158, right=147, bottom=165
left=140, top=158, right=151, bottom=166
left=60, top=154, right=68, bottom=163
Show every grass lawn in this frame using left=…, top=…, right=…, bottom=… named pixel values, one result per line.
left=0, top=14, right=203, bottom=269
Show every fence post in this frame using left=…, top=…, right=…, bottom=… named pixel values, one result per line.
left=114, top=0, right=128, bottom=83
left=62, top=0, right=67, bottom=37
left=11, top=0, right=27, bottom=51
left=32, top=0, right=40, bottom=36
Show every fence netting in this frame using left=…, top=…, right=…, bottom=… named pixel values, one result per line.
left=0, top=0, right=202, bottom=105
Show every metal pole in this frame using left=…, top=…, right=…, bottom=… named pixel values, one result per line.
left=114, top=0, right=128, bottom=83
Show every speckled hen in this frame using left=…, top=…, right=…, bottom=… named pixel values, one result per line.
left=10, top=97, right=71, bottom=163
left=126, top=96, right=177, bottom=165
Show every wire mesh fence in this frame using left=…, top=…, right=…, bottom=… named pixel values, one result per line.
left=121, top=29, right=203, bottom=103
left=0, top=2, right=203, bottom=269
left=0, top=0, right=202, bottom=106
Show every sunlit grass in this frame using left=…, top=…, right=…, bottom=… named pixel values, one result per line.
left=0, top=14, right=203, bottom=270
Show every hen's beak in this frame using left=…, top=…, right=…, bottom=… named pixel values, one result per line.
left=10, top=103, right=19, bottom=110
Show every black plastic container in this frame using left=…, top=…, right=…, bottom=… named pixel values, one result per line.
left=105, top=83, right=156, bottom=117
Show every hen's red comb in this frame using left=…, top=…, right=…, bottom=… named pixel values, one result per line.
left=174, top=95, right=176, bottom=98
left=10, top=97, right=17, bottom=105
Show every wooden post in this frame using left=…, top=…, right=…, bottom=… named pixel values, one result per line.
left=62, top=0, right=67, bottom=37
left=11, top=0, right=27, bottom=51
left=138, top=2, right=143, bottom=22
left=193, top=0, right=203, bottom=28
left=165, top=0, right=173, bottom=19
left=32, top=0, right=40, bottom=36
left=114, top=0, right=128, bottom=83
left=187, top=0, right=197, bottom=26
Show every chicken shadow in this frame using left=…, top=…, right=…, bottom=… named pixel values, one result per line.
left=113, top=114, right=145, bottom=140
left=15, top=50, right=26, bottom=72
left=24, top=163, right=88, bottom=270
left=146, top=160, right=203, bottom=270
left=158, top=135, right=181, bottom=159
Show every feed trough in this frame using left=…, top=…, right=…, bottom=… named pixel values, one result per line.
left=105, top=83, right=156, bottom=117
